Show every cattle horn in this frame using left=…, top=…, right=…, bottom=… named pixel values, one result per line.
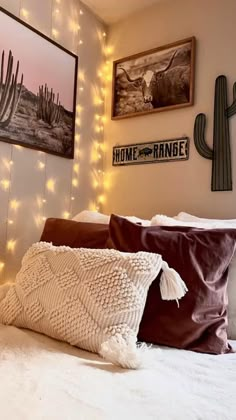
left=119, top=67, right=143, bottom=83
left=156, top=50, right=178, bottom=75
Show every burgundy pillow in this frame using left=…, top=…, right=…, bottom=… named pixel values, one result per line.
left=40, top=218, right=109, bottom=249
left=107, top=214, right=236, bottom=354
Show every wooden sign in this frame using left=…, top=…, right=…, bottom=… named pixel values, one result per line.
left=112, top=137, right=189, bottom=166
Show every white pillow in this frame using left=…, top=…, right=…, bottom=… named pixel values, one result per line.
left=73, top=210, right=110, bottom=224
left=0, top=242, right=187, bottom=369
left=73, top=210, right=151, bottom=226
left=151, top=213, right=236, bottom=339
left=176, top=212, right=236, bottom=225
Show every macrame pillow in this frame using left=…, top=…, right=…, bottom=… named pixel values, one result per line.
left=0, top=243, right=187, bottom=369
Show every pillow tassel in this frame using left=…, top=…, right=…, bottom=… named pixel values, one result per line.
left=160, top=261, right=188, bottom=304
left=100, top=334, right=150, bottom=369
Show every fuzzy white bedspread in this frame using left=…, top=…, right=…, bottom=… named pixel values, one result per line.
left=0, top=324, right=235, bottom=420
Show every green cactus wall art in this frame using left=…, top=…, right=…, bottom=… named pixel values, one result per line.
left=37, top=84, right=61, bottom=126
left=194, top=75, right=236, bottom=191
left=0, top=50, right=23, bottom=128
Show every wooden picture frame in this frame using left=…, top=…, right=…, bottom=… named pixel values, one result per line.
left=111, top=37, right=195, bottom=120
left=0, top=7, right=78, bottom=159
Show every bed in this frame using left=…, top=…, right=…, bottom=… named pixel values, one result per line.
left=1, top=210, right=236, bottom=420
left=0, top=324, right=235, bottom=420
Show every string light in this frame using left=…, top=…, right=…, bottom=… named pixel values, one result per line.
left=52, top=28, right=59, bottom=38
left=21, top=8, right=29, bottom=19
left=63, top=211, right=70, bottom=219
left=72, top=178, right=78, bottom=187
left=1, top=179, right=10, bottom=191
left=46, top=179, right=55, bottom=193
left=10, top=200, right=20, bottom=211
left=38, top=161, right=45, bottom=170
left=7, top=239, right=17, bottom=253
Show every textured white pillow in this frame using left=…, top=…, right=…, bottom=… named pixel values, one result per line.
left=0, top=243, right=187, bottom=369
left=73, top=210, right=151, bottom=226
left=151, top=213, right=236, bottom=339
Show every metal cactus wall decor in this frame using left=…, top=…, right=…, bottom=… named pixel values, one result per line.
left=0, top=50, right=23, bottom=128
left=194, top=75, right=236, bottom=191
left=37, top=84, right=61, bottom=126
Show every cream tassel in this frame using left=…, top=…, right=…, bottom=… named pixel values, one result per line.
left=160, top=261, right=188, bottom=304
left=100, top=334, right=151, bottom=369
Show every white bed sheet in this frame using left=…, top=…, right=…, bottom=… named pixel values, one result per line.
left=0, top=324, right=235, bottom=420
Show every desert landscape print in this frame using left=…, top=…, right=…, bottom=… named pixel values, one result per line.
left=0, top=8, right=77, bottom=158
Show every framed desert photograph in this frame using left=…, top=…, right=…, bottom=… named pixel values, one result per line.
left=111, top=37, right=195, bottom=120
left=0, top=7, right=78, bottom=159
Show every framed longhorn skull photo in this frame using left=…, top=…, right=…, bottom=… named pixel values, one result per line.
left=0, top=7, right=78, bottom=158
left=111, top=37, right=195, bottom=120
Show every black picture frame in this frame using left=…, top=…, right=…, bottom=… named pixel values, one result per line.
left=0, top=7, right=78, bottom=159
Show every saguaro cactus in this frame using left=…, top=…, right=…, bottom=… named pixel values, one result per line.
left=0, top=50, right=23, bottom=128
left=194, top=75, right=236, bottom=191
left=37, top=84, right=61, bottom=126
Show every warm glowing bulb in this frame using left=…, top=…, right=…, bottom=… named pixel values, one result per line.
left=79, top=87, right=84, bottom=92
left=21, top=8, right=29, bottom=18
left=76, top=117, right=81, bottom=126
left=38, top=161, right=45, bottom=170
left=52, top=28, right=59, bottom=38
left=78, top=71, right=85, bottom=82
left=101, top=116, right=107, bottom=123
left=94, top=96, right=103, bottom=106
left=42, top=217, right=46, bottom=221
left=105, top=46, right=113, bottom=56
left=93, top=180, right=99, bottom=189
left=63, top=211, right=70, bottom=219
left=10, top=199, right=20, bottom=211
left=1, top=179, right=10, bottom=191
left=103, top=32, right=107, bottom=37
left=80, top=10, right=83, bottom=15
left=14, top=145, right=22, bottom=150
left=9, top=160, right=13, bottom=165
left=42, top=199, right=46, bottom=203
left=73, top=163, right=79, bottom=174
left=98, top=195, right=105, bottom=204
left=0, top=262, right=5, bottom=272
left=47, top=179, right=55, bottom=192
left=7, top=239, right=16, bottom=252
left=8, top=219, right=14, bottom=225
left=72, top=178, right=78, bottom=187
left=71, top=196, right=75, bottom=201
left=79, top=40, right=83, bottom=45
left=76, top=104, right=83, bottom=113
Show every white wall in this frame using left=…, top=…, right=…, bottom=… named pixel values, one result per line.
left=104, top=0, right=236, bottom=219
left=0, top=0, right=106, bottom=282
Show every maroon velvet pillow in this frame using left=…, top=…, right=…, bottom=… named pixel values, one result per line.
left=40, top=218, right=109, bottom=249
left=107, top=214, right=236, bottom=354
